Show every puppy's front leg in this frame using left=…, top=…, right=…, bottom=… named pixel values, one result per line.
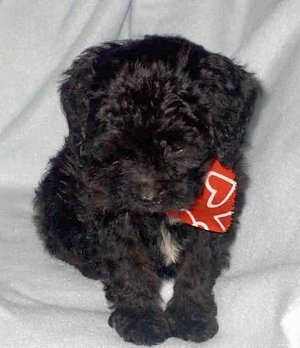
left=166, top=235, right=219, bottom=342
left=105, top=238, right=169, bottom=345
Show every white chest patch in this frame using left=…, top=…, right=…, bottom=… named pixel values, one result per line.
left=160, top=222, right=182, bottom=266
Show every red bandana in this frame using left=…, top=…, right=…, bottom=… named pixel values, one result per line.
left=166, top=159, right=237, bottom=233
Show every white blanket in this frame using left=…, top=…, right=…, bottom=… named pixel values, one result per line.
left=1, top=1, right=300, bottom=347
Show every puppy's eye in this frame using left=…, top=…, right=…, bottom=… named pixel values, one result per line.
left=170, top=145, right=184, bottom=154
left=160, top=140, right=167, bottom=148
left=164, top=145, right=186, bottom=162
left=172, top=148, right=184, bottom=154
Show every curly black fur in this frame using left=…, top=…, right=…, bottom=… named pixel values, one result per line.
left=34, top=35, right=258, bottom=345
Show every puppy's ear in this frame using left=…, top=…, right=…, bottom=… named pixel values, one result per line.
left=196, top=53, right=259, bottom=167
left=59, top=42, right=120, bottom=138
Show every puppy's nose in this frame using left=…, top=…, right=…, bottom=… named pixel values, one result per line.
left=139, top=186, right=156, bottom=203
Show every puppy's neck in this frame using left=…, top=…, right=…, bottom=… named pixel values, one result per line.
left=166, top=159, right=237, bottom=233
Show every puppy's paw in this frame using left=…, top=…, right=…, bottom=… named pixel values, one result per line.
left=109, top=306, right=169, bottom=345
left=166, top=304, right=218, bottom=342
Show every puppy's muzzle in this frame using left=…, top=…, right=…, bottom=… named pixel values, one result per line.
left=140, top=185, right=155, bottom=201
left=128, top=167, right=164, bottom=209
left=139, top=185, right=159, bottom=205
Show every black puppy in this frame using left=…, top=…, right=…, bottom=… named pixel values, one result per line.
left=34, top=36, right=258, bottom=345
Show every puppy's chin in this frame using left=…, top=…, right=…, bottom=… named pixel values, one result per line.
left=127, top=199, right=165, bottom=214
left=126, top=197, right=195, bottom=215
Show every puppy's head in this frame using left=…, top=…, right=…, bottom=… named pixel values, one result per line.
left=60, top=36, right=258, bottom=213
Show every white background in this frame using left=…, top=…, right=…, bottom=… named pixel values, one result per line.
left=1, top=1, right=300, bottom=347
